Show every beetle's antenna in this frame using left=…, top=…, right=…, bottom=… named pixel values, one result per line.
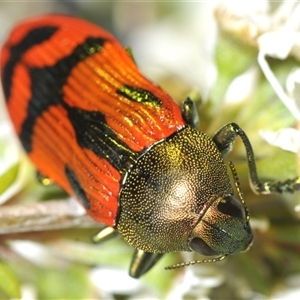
left=228, top=160, right=250, bottom=222
left=165, top=255, right=227, bottom=270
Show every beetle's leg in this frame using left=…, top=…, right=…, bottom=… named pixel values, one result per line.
left=36, top=172, right=53, bottom=186
left=129, top=249, right=163, bottom=278
left=93, top=229, right=163, bottom=277
left=92, top=226, right=118, bottom=243
left=181, top=97, right=199, bottom=129
left=213, top=122, right=300, bottom=194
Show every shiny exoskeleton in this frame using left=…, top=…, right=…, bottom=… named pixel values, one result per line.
left=1, top=15, right=300, bottom=279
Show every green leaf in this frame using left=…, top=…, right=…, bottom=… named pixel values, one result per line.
left=0, top=163, right=19, bottom=195
left=233, top=253, right=273, bottom=296
left=272, top=224, right=300, bottom=245
left=0, top=261, right=21, bottom=299
left=142, top=253, right=180, bottom=297
left=37, top=264, right=91, bottom=299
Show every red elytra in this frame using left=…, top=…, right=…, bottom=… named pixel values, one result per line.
left=1, top=15, right=185, bottom=226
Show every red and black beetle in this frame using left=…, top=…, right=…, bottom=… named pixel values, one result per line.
left=1, top=15, right=299, bottom=278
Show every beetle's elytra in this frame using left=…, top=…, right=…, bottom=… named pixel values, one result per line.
left=1, top=14, right=299, bottom=278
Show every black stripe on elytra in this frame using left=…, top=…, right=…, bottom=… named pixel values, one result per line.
left=117, top=85, right=162, bottom=107
left=2, top=26, right=58, bottom=101
left=65, top=165, right=90, bottom=209
left=65, top=106, right=137, bottom=173
left=19, top=36, right=106, bottom=153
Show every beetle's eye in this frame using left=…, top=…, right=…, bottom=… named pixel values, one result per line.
left=189, top=237, right=218, bottom=256
left=217, top=195, right=246, bottom=219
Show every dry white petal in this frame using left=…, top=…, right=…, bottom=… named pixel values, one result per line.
left=20, top=284, right=37, bottom=300
left=258, top=51, right=300, bottom=120
left=215, top=1, right=271, bottom=45
left=249, top=217, right=270, bottom=233
left=166, top=252, right=223, bottom=300
left=259, top=128, right=300, bottom=153
left=90, top=267, right=141, bottom=295
left=224, top=66, right=258, bottom=105
left=286, top=68, right=300, bottom=110
left=273, top=275, right=300, bottom=300
left=258, top=29, right=296, bottom=60
left=257, top=3, right=300, bottom=58
left=9, top=240, right=54, bottom=266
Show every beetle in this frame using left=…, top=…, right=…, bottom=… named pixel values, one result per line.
left=1, top=14, right=299, bottom=278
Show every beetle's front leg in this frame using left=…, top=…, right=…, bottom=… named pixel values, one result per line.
left=213, top=122, right=300, bottom=194
left=129, top=250, right=163, bottom=278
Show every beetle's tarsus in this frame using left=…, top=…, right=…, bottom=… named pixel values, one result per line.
left=36, top=171, right=53, bottom=186
left=129, top=249, right=163, bottom=278
left=92, top=226, right=118, bottom=243
left=213, top=122, right=300, bottom=195
left=255, top=178, right=300, bottom=194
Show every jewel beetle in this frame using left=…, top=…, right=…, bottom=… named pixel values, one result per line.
left=1, top=14, right=299, bottom=278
